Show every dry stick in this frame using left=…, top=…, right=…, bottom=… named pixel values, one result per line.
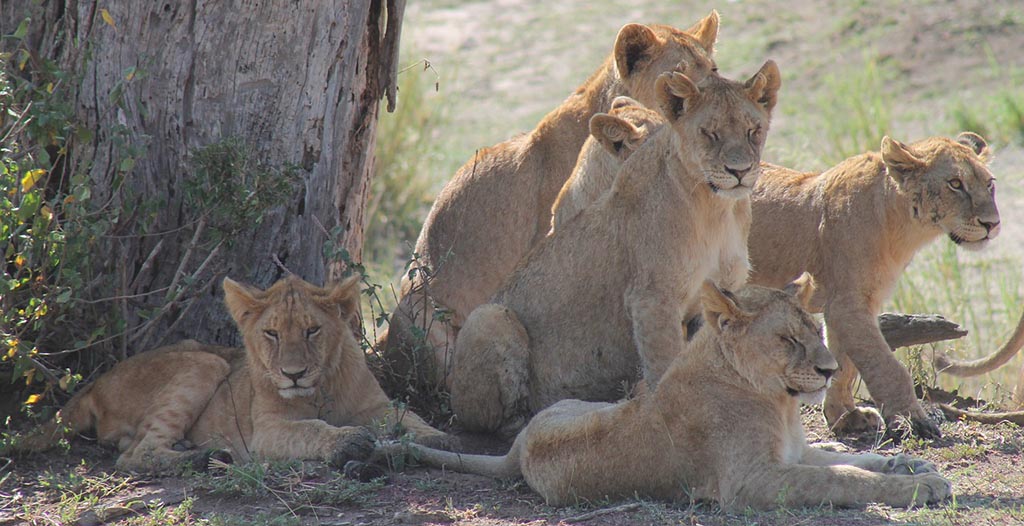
left=133, top=240, right=222, bottom=352
left=939, top=404, right=1024, bottom=426
left=74, top=489, right=186, bottom=526
left=164, top=217, right=207, bottom=302
left=562, top=502, right=642, bottom=523
left=128, top=238, right=165, bottom=293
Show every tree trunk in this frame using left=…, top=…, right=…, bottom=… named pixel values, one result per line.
left=3, top=0, right=403, bottom=354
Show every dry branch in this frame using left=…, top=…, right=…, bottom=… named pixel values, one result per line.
left=878, top=313, right=968, bottom=350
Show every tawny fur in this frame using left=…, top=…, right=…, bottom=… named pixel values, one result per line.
left=8, top=276, right=450, bottom=473
left=549, top=96, right=665, bottom=232
left=449, top=62, right=781, bottom=436
left=747, top=133, right=1000, bottom=437
left=398, top=284, right=952, bottom=510
left=377, top=12, right=723, bottom=390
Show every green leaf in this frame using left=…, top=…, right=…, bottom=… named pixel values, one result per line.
left=13, top=18, right=30, bottom=40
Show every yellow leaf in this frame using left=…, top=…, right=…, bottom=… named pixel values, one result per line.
left=59, top=374, right=70, bottom=391
left=46, top=82, right=54, bottom=93
left=14, top=255, right=26, bottom=267
left=21, top=168, right=46, bottom=192
left=40, top=204, right=53, bottom=221
left=24, top=369, right=36, bottom=385
left=25, top=393, right=42, bottom=405
left=125, top=69, right=135, bottom=82
left=64, top=195, right=76, bottom=205
left=100, top=8, right=116, bottom=28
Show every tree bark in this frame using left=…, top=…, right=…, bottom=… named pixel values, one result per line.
left=3, top=0, right=402, bottom=353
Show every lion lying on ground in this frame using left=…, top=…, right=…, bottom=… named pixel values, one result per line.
left=449, top=62, right=780, bottom=436
left=748, top=133, right=1000, bottom=438
left=549, top=96, right=664, bottom=232
left=392, top=283, right=952, bottom=510
left=8, top=275, right=450, bottom=473
left=377, top=11, right=722, bottom=390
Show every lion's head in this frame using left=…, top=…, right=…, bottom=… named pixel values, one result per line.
left=589, top=96, right=666, bottom=160
left=654, top=60, right=781, bottom=199
left=223, top=274, right=361, bottom=399
left=701, top=280, right=837, bottom=404
left=612, top=11, right=720, bottom=107
left=882, top=132, right=999, bottom=251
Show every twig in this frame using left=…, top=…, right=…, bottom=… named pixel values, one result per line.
left=129, top=238, right=165, bottom=293
left=562, top=502, right=641, bottom=523
left=272, top=253, right=294, bottom=276
left=74, top=489, right=186, bottom=526
left=165, top=216, right=206, bottom=302
left=28, top=357, right=62, bottom=385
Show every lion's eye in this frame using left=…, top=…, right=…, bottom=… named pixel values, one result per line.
left=306, top=326, right=321, bottom=338
left=987, top=178, right=996, bottom=192
left=747, top=126, right=761, bottom=143
left=947, top=178, right=963, bottom=191
left=264, top=330, right=279, bottom=341
left=701, top=128, right=719, bottom=142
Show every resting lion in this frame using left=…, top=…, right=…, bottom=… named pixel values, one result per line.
left=450, top=62, right=781, bottom=435
left=747, top=133, right=1000, bottom=438
left=392, top=283, right=952, bottom=510
left=549, top=95, right=665, bottom=232
left=7, top=275, right=450, bottom=473
left=378, top=11, right=723, bottom=389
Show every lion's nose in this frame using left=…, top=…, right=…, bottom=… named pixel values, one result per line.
left=282, top=368, right=307, bottom=383
left=979, top=218, right=1000, bottom=233
left=814, top=366, right=835, bottom=381
left=724, top=163, right=752, bottom=181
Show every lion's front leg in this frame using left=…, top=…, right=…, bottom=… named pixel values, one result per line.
left=725, top=464, right=951, bottom=510
left=801, top=446, right=938, bottom=475
left=823, top=298, right=940, bottom=438
left=250, top=418, right=375, bottom=466
left=626, top=292, right=686, bottom=388
left=450, top=303, right=531, bottom=437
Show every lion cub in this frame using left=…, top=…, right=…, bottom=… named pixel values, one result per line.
left=748, top=134, right=999, bottom=438
left=8, top=275, right=449, bottom=473
left=395, top=283, right=952, bottom=510
left=378, top=12, right=723, bottom=390
left=549, top=96, right=665, bottom=232
left=449, top=62, right=780, bottom=436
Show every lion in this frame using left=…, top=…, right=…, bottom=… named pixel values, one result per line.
left=7, top=275, right=451, bottom=473
left=747, top=133, right=1000, bottom=438
left=378, top=11, right=723, bottom=390
left=388, top=283, right=952, bottom=510
left=449, top=62, right=781, bottom=436
left=549, top=95, right=665, bottom=232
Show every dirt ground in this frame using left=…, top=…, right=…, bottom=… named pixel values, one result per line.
left=4, top=0, right=1024, bottom=525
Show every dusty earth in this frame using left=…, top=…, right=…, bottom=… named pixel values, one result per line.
left=5, top=0, right=1024, bottom=525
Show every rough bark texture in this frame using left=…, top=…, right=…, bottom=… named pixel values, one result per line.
left=878, top=313, right=968, bottom=350
left=2, top=0, right=401, bottom=352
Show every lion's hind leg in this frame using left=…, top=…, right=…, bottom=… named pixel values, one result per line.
left=114, top=352, right=231, bottom=474
left=450, top=304, right=531, bottom=437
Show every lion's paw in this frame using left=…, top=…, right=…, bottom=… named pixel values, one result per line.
left=882, top=453, right=937, bottom=475
left=908, top=472, right=952, bottom=506
left=830, top=406, right=884, bottom=436
left=328, top=427, right=375, bottom=468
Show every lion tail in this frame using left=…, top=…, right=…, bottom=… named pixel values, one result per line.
left=932, top=308, right=1024, bottom=377
left=378, top=437, right=522, bottom=480
left=4, top=383, right=98, bottom=454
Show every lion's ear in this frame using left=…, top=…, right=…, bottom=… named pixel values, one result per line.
left=327, top=274, right=362, bottom=322
left=881, top=136, right=925, bottom=180
left=782, top=272, right=817, bottom=312
left=743, top=60, right=781, bottom=114
left=700, top=280, right=748, bottom=332
left=685, top=10, right=719, bottom=56
left=956, top=131, right=991, bottom=163
left=223, top=277, right=267, bottom=325
left=590, top=113, right=643, bottom=157
left=610, top=96, right=642, bottom=111
left=655, top=71, right=700, bottom=122
left=613, top=24, right=660, bottom=79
